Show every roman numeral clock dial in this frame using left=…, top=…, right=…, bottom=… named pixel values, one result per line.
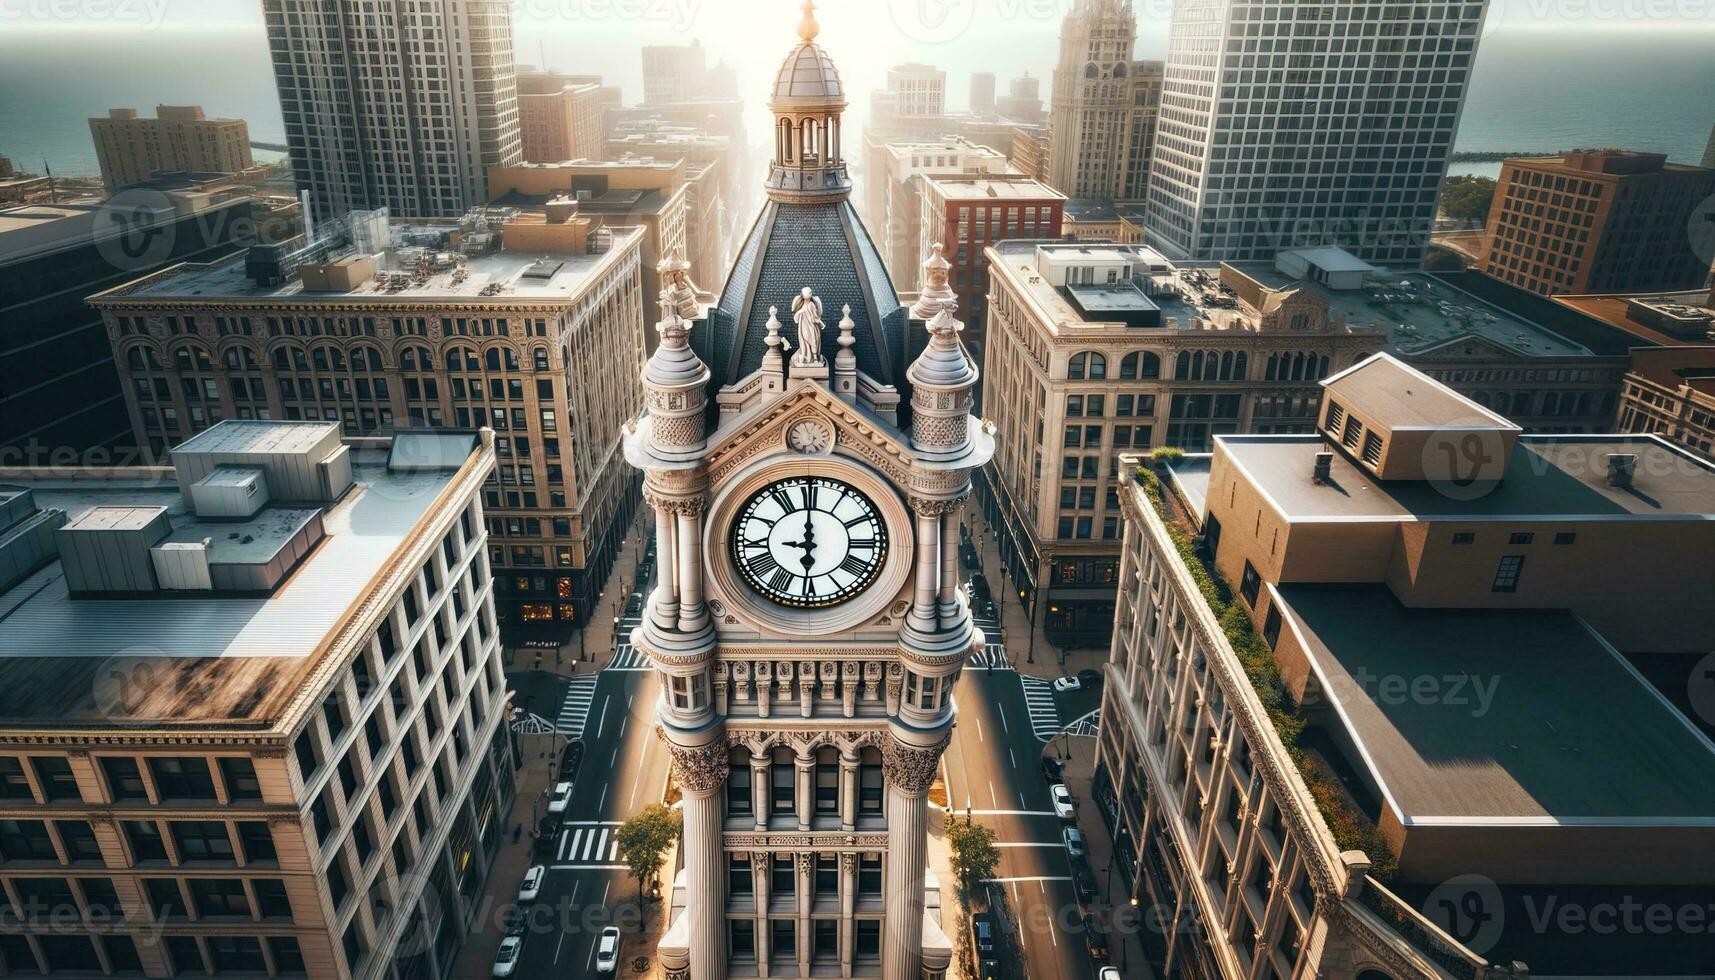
left=732, top=476, right=888, bottom=608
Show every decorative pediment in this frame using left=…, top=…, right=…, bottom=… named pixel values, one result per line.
left=1405, top=332, right=1541, bottom=361
left=705, top=381, right=915, bottom=490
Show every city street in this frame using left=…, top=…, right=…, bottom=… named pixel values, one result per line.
left=944, top=664, right=1106, bottom=980
left=505, top=647, right=670, bottom=978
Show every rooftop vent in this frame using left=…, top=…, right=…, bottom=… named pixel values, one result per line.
left=0, top=489, right=66, bottom=594
left=1313, top=451, right=1334, bottom=485
left=1606, top=453, right=1638, bottom=489
left=57, top=506, right=171, bottom=595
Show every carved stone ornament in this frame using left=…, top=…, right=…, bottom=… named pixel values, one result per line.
left=796, top=851, right=816, bottom=875
left=907, top=495, right=963, bottom=517
left=841, top=852, right=859, bottom=875
left=666, top=968, right=691, bottom=980
left=670, top=738, right=731, bottom=797
left=882, top=736, right=945, bottom=795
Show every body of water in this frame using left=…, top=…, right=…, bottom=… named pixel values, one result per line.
left=0, top=27, right=1709, bottom=180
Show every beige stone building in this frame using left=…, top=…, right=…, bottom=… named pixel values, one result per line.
left=861, top=136, right=1015, bottom=287
left=977, top=241, right=1386, bottom=643
left=0, top=422, right=512, bottom=979
left=488, top=160, right=704, bottom=323
left=88, top=213, right=647, bottom=641
left=514, top=71, right=612, bottom=164
left=1616, top=345, right=1715, bottom=461
left=629, top=10, right=989, bottom=978
left=1097, top=355, right=1715, bottom=975
left=1045, top=0, right=1161, bottom=202
left=88, top=107, right=254, bottom=191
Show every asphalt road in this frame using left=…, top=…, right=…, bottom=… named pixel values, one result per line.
left=507, top=663, right=668, bottom=979
left=944, top=667, right=1106, bottom=980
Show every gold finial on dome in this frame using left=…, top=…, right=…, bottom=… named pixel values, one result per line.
left=798, top=0, right=820, bottom=42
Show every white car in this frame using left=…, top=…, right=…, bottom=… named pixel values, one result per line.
left=1052, top=675, right=1082, bottom=693
left=516, top=865, right=545, bottom=902
left=547, top=781, right=572, bottom=814
left=595, top=926, right=620, bottom=974
left=1063, top=826, right=1086, bottom=860
left=491, top=935, right=522, bottom=977
left=1099, top=969, right=1122, bottom=980
left=1050, top=783, right=1076, bottom=820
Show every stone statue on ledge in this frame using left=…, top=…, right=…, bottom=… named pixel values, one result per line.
left=792, top=287, right=825, bottom=365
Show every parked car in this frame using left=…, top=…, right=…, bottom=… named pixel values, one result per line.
left=1063, top=826, right=1086, bottom=861
left=1099, top=968, right=1122, bottom=980
left=558, top=739, right=585, bottom=782
left=1077, top=668, right=1103, bottom=687
left=1074, top=869, right=1098, bottom=907
left=971, top=911, right=996, bottom=957
left=962, top=546, right=981, bottom=570
left=501, top=906, right=528, bottom=937
left=594, top=926, right=620, bottom=974
left=966, top=574, right=991, bottom=600
left=1084, top=915, right=1109, bottom=960
left=978, top=960, right=1002, bottom=980
left=1041, top=756, right=1064, bottom=783
left=491, top=935, right=523, bottom=977
left=1050, top=783, right=1076, bottom=820
left=517, top=865, right=545, bottom=902
left=1052, top=675, right=1082, bottom=693
left=547, top=781, right=572, bottom=814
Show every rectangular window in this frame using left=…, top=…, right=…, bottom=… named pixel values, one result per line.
left=1239, top=561, right=1261, bottom=607
left=728, top=854, right=753, bottom=896
left=0, top=758, right=33, bottom=800
left=859, top=853, right=882, bottom=895
left=217, top=758, right=262, bottom=801
left=171, top=821, right=235, bottom=863
left=729, top=919, right=756, bottom=961
left=727, top=765, right=752, bottom=817
left=1451, top=532, right=1475, bottom=545
left=771, top=763, right=795, bottom=815
left=1553, top=532, right=1577, bottom=545
left=187, top=878, right=251, bottom=919
left=772, top=919, right=796, bottom=957
left=0, top=819, right=54, bottom=862
left=859, top=765, right=883, bottom=814
left=855, top=919, right=882, bottom=960
left=815, top=763, right=839, bottom=814
left=1492, top=555, right=1525, bottom=593
left=55, top=821, right=103, bottom=864
left=148, top=758, right=216, bottom=800
left=31, top=758, right=82, bottom=802
left=1263, top=605, right=1283, bottom=650
left=771, top=855, right=796, bottom=896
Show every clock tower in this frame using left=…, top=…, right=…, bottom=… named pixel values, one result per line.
left=624, top=6, right=993, bottom=979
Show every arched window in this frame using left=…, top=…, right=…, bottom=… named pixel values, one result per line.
left=222, top=348, right=256, bottom=371
left=351, top=345, right=383, bottom=371
left=1068, top=351, right=1107, bottom=381
left=1114, top=63, right=1128, bottom=79
left=127, top=347, right=160, bottom=372
left=1120, top=352, right=1161, bottom=380
left=1233, top=351, right=1248, bottom=380
left=1290, top=312, right=1311, bottom=331
left=533, top=347, right=550, bottom=372
left=484, top=348, right=502, bottom=372
left=446, top=347, right=478, bottom=372
left=173, top=346, right=212, bottom=372
left=1084, top=62, right=1099, bottom=79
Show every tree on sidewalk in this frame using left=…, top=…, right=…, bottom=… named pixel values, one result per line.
left=615, top=803, right=682, bottom=903
left=947, top=815, right=1001, bottom=901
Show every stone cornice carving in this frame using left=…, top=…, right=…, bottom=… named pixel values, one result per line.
left=723, top=832, right=889, bottom=849
left=907, top=495, right=965, bottom=517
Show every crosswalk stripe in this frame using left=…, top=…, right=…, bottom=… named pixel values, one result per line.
left=556, top=676, right=599, bottom=737
left=1019, top=677, right=1061, bottom=741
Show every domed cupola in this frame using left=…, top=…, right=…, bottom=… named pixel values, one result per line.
left=767, top=1, right=851, bottom=202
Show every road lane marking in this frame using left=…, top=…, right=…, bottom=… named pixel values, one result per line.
left=998, top=705, right=1009, bottom=734
left=561, top=820, right=622, bottom=826
left=598, top=784, right=608, bottom=810
left=595, top=695, right=610, bottom=739
left=963, top=809, right=1057, bottom=816
left=552, top=880, right=581, bottom=963
left=980, top=876, right=1074, bottom=882
left=556, top=828, right=569, bottom=859
left=988, top=780, right=997, bottom=806
left=974, top=716, right=984, bottom=742
left=993, top=842, right=1064, bottom=848
left=551, top=864, right=628, bottom=871
left=1008, top=748, right=1016, bottom=769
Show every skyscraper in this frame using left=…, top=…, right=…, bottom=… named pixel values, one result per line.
left=629, top=7, right=986, bottom=978
left=969, top=72, right=996, bottom=115
left=261, top=0, right=522, bottom=221
left=1045, top=0, right=1162, bottom=202
left=1145, top=0, right=1488, bottom=265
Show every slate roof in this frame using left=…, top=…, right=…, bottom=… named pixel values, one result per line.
left=704, top=199, right=907, bottom=398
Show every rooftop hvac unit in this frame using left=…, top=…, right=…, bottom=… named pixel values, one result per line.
left=1313, top=452, right=1334, bottom=485
left=1606, top=453, right=1638, bottom=489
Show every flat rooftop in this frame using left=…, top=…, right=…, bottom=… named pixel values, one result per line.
left=924, top=176, right=1062, bottom=201
left=1323, top=354, right=1515, bottom=429
left=1210, top=433, right=1715, bottom=519
left=990, top=241, right=1280, bottom=334
left=106, top=222, right=641, bottom=304
left=1230, top=264, right=1593, bottom=357
left=1063, top=198, right=1120, bottom=222
left=1276, top=584, right=1715, bottom=822
left=0, top=437, right=477, bottom=728
left=1553, top=289, right=1714, bottom=347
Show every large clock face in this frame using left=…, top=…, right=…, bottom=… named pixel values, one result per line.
left=731, top=476, right=888, bottom=608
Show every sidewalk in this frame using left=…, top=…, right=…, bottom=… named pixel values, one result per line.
left=958, top=502, right=1113, bottom=684
left=503, top=507, right=653, bottom=677
left=448, top=731, right=566, bottom=980
left=1059, top=734, right=1158, bottom=980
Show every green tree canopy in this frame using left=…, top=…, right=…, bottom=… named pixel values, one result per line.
left=946, top=815, right=1001, bottom=899
left=615, top=803, right=683, bottom=902
left=1440, top=175, right=1497, bottom=225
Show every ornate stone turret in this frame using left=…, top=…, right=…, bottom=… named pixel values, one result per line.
left=833, top=304, right=857, bottom=400
left=762, top=306, right=787, bottom=394
left=906, top=248, right=979, bottom=462
left=766, top=1, right=852, bottom=203
left=640, top=257, right=711, bottom=462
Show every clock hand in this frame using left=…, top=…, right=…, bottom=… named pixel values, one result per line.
left=799, top=521, right=818, bottom=570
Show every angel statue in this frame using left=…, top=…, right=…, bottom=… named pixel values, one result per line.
left=792, top=287, right=824, bottom=365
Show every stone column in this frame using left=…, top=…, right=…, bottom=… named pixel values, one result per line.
left=840, top=852, right=858, bottom=977
left=907, top=508, right=940, bottom=628
left=937, top=510, right=961, bottom=624
left=882, top=735, right=944, bottom=980
left=668, top=740, right=730, bottom=980
left=839, top=751, right=859, bottom=832
left=675, top=502, right=708, bottom=633
left=795, top=752, right=814, bottom=831
left=646, top=491, right=679, bottom=629
left=797, top=851, right=814, bottom=977
left=751, top=751, right=770, bottom=831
